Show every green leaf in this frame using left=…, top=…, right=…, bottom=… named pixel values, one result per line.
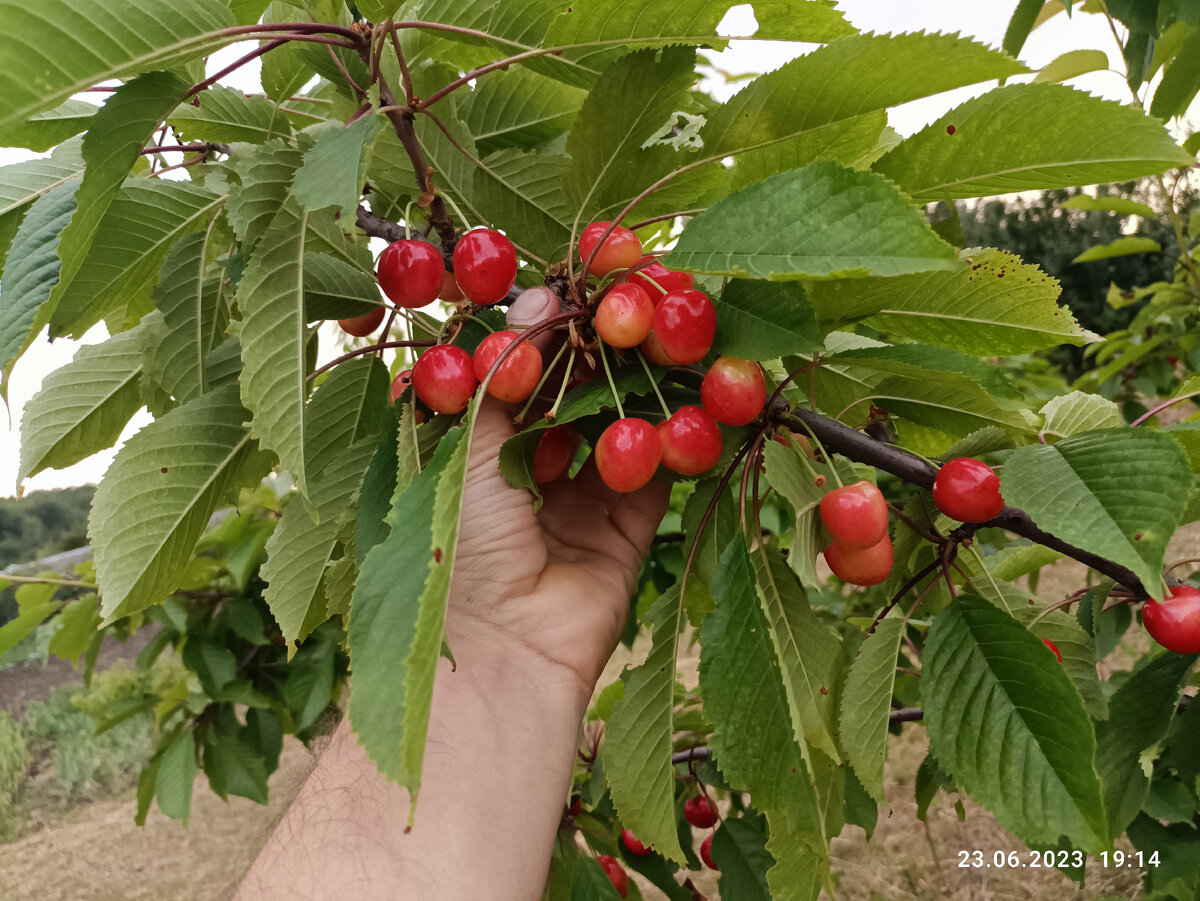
left=664, top=162, right=960, bottom=280
left=206, top=734, right=269, bottom=804
left=354, top=408, right=403, bottom=568
left=49, top=179, right=226, bottom=338
left=263, top=439, right=378, bottom=649
left=236, top=205, right=314, bottom=497
left=473, top=149, right=573, bottom=263
left=875, top=84, right=1194, bottom=201
left=90, top=385, right=271, bottom=620
left=183, top=635, right=238, bottom=695
left=1150, top=31, right=1200, bottom=119
left=0, top=0, right=233, bottom=140
left=1096, top=652, right=1196, bottom=838
left=563, top=46, right=701, bottom=226
left=1003, top=0, right=1047, bottom=57
left=0, top=98, right=97, bottom=152
left=18, top=326, right=145, bottom=484
left=0, top=594, right=60, bottom=658
left=461, top=67, right=585, bottom=153
left=705, top=31, right=1026, bottom=177
left=225, top=140, right=303, bottom=252
left=807, top=247, right=1091, bottom=355
left=51, top=73, right=189, bottom=318
left=1033, top=48, right=1111, bottom=83
left=604, top=587, right=687, bottom=865
left=156, top=729, right=199, bottom=824
left=293, top=114, right=384, bottom=219
left=141, top=228, right=231, bottom=407
left=680, top=476, right=737, bottom=625
left=168, top=85, right=294, bottom=144
left=303, top=252, right=381, bottom=322
left=1000, top=429, right=1190, bottom=600
left=307, top=356, right=391, bottom=479
left=701, top=535, right=830, bottom=898
left=923, top=594, right=1107, bottom=852
left=1072, top=236, right=1162, bottom=263
left=714, top=280, right=820, bottom=358
left=570, top=857, right=624, bottom=901
left=0, top=141, right=86, bottom=278
left=261, top=42, right=311, bottom=105
left=751, top=545, right=842, bottom=762
left=1058, top=194, right=1158, bottom=218
left=839, top=609, right=904, bottom=805
left=871, top=372, right=1036, bottom=438
left=356, top=0, right=402, bottom=23
left=1039, top=391, right=1124, bottom=442
left=0, top=180, right=79, bottom=380
left=348, top=425, right=468, bottom=793
left=48, top=596, right=102, bottom=666
left=712, top=817, right=773, bottom=901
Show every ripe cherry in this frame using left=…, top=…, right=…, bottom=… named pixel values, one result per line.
left=1042, top=638, right=1063, bottom=663
left=620, top=829, right=652, bottom=857
left=597, top=855, right=629, bottom=899
left=439, top=269, right=464, bottom=303
left=473, top=330, right=543, bottom=403
left=337, top=306, right=385, bottom=337
left=653, top=289, right=716, bottom=364
left=823, top=534, right=894, bottom=586
left=411, top=344, right=477, bottom=414
left=933, top=457, right=1004, bottom=523
left=657, top=406, right=722, bottom=476
left=534, top=426, right=573, bottom=483
left=701, top=357, right=767, bottom=426
left=621, top=256, right=694, bottom=299
left=579, top=221, right=642, bottom=276
left=568, top=795, right=582, bottom=818
left=389, top=368, right=413, bottom=402
left=596, top=419, right=661, bottom=493
left=453, top=229, right=517, bottom=304
left=377, top=240, right=444, bottom=308
left=639, top=330, right=678, bottom=366
left=684, top=795, right=718, bottom=829
left=700, top=834, right=718, bottom=871
left=1142, top=585, right=1200, bottom=654
left=819, top=481, right=888, bottom=549
left=595, top=283, right=655, bottom=348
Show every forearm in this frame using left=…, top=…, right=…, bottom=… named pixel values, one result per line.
left=237, top=627, right=591, bottom=900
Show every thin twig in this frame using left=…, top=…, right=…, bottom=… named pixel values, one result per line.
left=309, top=340, right=434, bottom=381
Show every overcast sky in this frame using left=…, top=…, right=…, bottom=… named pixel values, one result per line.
left=1, top=1, right=1196, bottom=497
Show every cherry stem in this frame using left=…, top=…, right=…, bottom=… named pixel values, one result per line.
left=309, top=340, right=434, bottom=381
left=388, top=26, right=416, bottom=105
left=634, top=349, right=671, bottom=418
left=546, top=348, right=576, bottom=422
left=327, top=43, right=369, bottom=99
left=627, top=209, right=706, bottom=230
left=866, top=556, right=945, bottom=636
left=1130, top=389, right=1200, bottom=426
left=480, top=311, right=590, bottom=398
left=401, top=200, right=416, bottom=241
left=888, top=503, right=942, bottom=543
left=739, top=433, right=766, bottom=530
left=597, top=340, right=625, bottom=419
left=788, top=415, right=844, bottom=489
left=515, top=341, right=568, bottom=426
left=184, top=38, right=291, bottom=99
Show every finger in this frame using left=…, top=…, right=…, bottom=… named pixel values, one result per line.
left=506, top=286, right=560, bottom=353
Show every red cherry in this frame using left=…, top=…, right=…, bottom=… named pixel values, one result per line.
left=453, top=229, right=517, bottom=304
left=657, top=406, right=722, bottom=476
left=933, top=457, right=1004, bottom=523
left=700, top=834, right=718, bottom=871
left=597, top=855, right=629, bottom=899
left=411, top=345, right=477, bottom=414
left=439, top=268, right=464, bottom=302
left=473, top=330, right=543, bottom=403
left=595, top=283, right=654, bottom=349
left=652, top=289, right=716, bottom=364
left=819, top=481, right=888, bottom=550
left=1142, top=585, right=1200, bottom=654
left=1042, top=638, right=1063, bottom=663
left=621, top=256, right=694, bottom=299
left=639, top=330, right=678, bottom=366
left=337, top=306, right=386, bottom=337
left=377, top=240, right=444, bottom=308
left=823, top=534, right=894, bottom=586
left=684, top=796, right=718, bottom=828
left=620, top=828, right=652, bottom=857
left=389, top=368, right=413, bottom=402
left=700, top=357, right=767, bottom=426
left=534, top=426, right=573, bottom=483
left=579, top=221, right=642, bottom=276
left=596, top=420, right=661, bottom=493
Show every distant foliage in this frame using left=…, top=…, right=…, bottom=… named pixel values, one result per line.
left=0, top=709, right=28, bottom=841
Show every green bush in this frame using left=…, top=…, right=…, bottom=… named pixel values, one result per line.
left=21, top=662, right=163, bottom=802
left=0, top=709, right=28, bottom=841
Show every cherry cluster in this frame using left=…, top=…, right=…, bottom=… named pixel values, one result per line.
left=595, top=796, right=721, bottom=897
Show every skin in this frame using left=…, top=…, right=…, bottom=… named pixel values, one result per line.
left=237, top=292, right=668, bottom=900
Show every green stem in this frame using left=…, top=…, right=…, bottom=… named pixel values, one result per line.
left=597, top=340, right=625, bottom=419
left=1, top=574, right=97, bottom=590
left=635, top=349, right=671, bottom=418
left=436, top=191, right=472, bottom=232
left=515, top=341, right=569, bottom=424
left=402, top=199, right=417, bottom=241
left=788, top=416, right=844, bottom=488
left=546, top=348, right=576, bottom=422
